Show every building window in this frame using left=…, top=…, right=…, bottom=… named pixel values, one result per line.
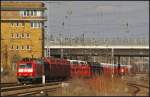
left=10, top=23, right=15, bottom=27
left=37, top=11, right=42, bottom=16
left=11, top=45, right=14, bottom=50
left=31, top=11, right=34, bottom=16
left=31, top=22, right=34, bottom=28
left=24, top=11, right=27, bottom=16
left=22, top=10, right=31, bottom=16
left=31, top=22, right=41, bottom=28
left=27, top=45, right=29, bottom=50
left=34, top=23, right=38, bottom=28
left=16, top=33, right=19, bottom=38
left=10, top=33, right=14, bottom=38
left=21, top=10, right=42, bottom=17
left=16, top=45, right=19, bottom=50
left=37, top=22, right=41, bottom=28
left=16, top=22, right=19, bottom=27
left=22, top=45, right=24, bottom=50
left=21, top=33, right=24, bottom=38
left=29, top=11, right=32, bottom=16
left=27, top=10, right=30, bottom=16
left=33, top=10, right=37, bottom=16
left=31, top=22, right=33, bottom=28
left=26, top=45, right=31, bottom=50
left=26, top=33, right=30, bottom=38
left=20, top=11, right=24, bottom=16
left=24, top=10, right=29, bottom=16
left=40, top=23, right=43, bottom=28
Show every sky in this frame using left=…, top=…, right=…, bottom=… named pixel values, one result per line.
left=44, top=1, right=149, bottom=40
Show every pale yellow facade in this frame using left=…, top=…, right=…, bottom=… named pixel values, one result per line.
left=1, top=2, right=47, bottom=69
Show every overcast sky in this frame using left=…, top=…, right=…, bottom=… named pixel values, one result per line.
left=44, top=1, right=149, bottom=39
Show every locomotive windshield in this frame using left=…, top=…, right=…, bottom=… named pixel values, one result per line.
left=72, top=61, right=78, bottom=64
left=19, top=63, right=32, bottom=69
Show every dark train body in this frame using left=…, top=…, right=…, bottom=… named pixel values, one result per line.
left=16, top=57, right=131, bottom=83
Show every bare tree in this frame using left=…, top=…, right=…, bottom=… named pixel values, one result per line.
left=1, top=44, right=9, bottom=70
left=10, top=52, right=21, bottom=71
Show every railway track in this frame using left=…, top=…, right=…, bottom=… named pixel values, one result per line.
left=17, top=87, right=60, bottom=96
left=127, top=75, right=149, bottom=96
left=123, top=73, right=149, bottom=96
left=127, top=83, right=149, bottom=96
left=1, top=82, right=62, bottom=96
left=1, top=82, right=21, bottom=88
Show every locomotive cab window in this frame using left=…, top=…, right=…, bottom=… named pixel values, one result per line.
left=19, top=63, right=32, bottom=68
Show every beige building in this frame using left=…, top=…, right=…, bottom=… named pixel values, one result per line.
left=1, top=2, right=47, bottom=69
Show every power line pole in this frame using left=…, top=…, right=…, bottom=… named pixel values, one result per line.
left=44, top=26, right=49, bottom=57
left=111, top=48, right=114, bottom=78
left=61, top=19, right=65, bottom=59
left=60, top=33, right=63, bottom=58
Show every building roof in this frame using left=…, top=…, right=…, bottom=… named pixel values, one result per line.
left=1, top=2, right=47, bottom=10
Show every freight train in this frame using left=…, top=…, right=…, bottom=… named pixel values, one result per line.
left=16, top=57, right=131, bottom=83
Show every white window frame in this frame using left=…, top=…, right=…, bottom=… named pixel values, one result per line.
left=29, top=11, right=32, bottom=16
left=34, top=23, right=37, bottom=28
left=38, top=23, right=41, bottom=28
left=16, top=45, right=19, bottom=50
left=21, top=33, right=25, bottom=38
left=37, top=11, right=41, bottom=16
left=20, top=11, right=24, bottom=16
left=23, top=10, right=38, bottom=17
left=38, top=23, right=42, bottom=28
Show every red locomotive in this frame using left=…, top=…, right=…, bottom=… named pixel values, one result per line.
left=16, top=58, right=42, bottom=83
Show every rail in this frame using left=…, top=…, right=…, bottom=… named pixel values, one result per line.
left=1, top=82, right=61, bottom=96
left=1, top=82, right=20, bottom=88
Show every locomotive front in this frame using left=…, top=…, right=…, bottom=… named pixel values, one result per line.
left=16, top=61, right=35, bottom=83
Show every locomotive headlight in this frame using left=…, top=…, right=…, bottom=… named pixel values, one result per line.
left=121, top=69, right=124, bottom=73
left=18, top=69, right=23, bottom=72
left=27, top=69, right=33, bottom=72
